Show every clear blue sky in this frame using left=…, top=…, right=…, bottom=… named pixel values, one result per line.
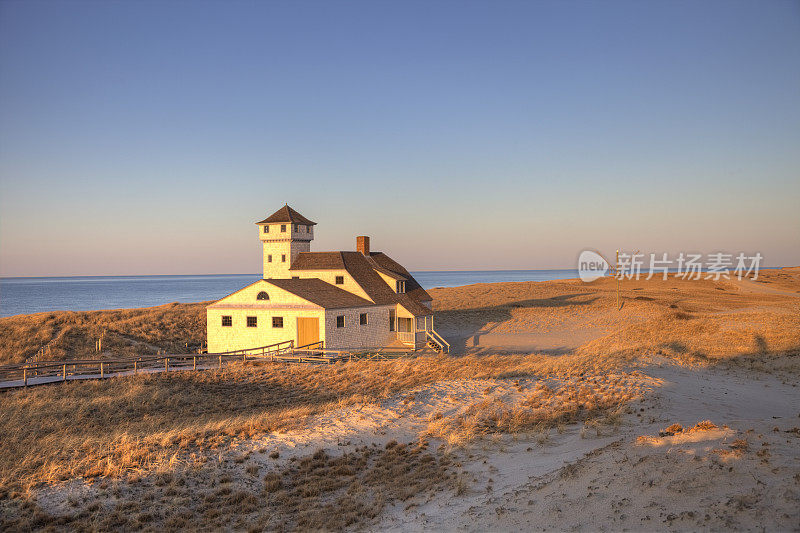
left=1, top=0, right=798, bottom=276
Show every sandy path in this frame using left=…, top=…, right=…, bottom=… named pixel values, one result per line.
left=731, top=276, right=800, bottom=298
left=31, top=357, right=800, bottom=532
left=374, top=360, right=800, bottom=531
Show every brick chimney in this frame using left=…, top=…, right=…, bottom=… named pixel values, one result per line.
left=356, top=236, right=370, bottom=256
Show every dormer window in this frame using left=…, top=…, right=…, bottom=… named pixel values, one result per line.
left=257, top=291, right=269, bottom=300
left=396, top=281, right=406, bottom=294
left=335, top=275, right=344, bottom=285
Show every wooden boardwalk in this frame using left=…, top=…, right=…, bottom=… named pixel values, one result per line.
left=0, top=340, right=417, bottom=390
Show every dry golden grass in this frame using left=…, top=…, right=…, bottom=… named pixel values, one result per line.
left=425, top=371, right=655, bottom=445
left=0, top=351, right=635, bottom=496
left=0, top=302, right=208, bottom=365
left=432, top=269, right=800, bottom=367
left=0, top=443, right=454, bottom=531
left=1, top=270, right=798, bottom=529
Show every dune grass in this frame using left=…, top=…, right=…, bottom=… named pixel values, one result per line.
left=1, top=270, right=798, bottom=529
left=0, top=302, right=208, bottom=365
left=0, top=352, right=633, bottom=497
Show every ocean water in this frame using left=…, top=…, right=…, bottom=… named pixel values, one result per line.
left=0, top=270, right=579, bottom=318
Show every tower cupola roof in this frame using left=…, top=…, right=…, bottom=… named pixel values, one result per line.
left=256, top=205, right=316, bottom=226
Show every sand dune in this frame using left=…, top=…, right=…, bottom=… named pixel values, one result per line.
left=1, top=269, right=799, bottom=530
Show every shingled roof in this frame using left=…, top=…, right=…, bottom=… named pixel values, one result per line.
left=368, top=252, right=432, bottom=302
left=290, top=250, right=433, bottom=316
left=290, top=252, right=346, bottom=270
left=264, top=278, right=372, bottom=309
left=256, top=205, right=316, bottom=226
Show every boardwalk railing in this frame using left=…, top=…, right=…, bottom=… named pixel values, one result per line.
left=0, top=340, right=295, bottom=388
left=0, top=339, right=421, bottom=390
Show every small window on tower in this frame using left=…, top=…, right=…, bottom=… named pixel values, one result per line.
left=222, top=315, right=232, bottom=327
left=257, top=291, right=269, bottom=300
left=268, top=255, right=272, bottom=263
left=337, top=315, right=345, bottom=328
left=335, top=276, right=344, bottom=285
left=263, top=226, right=269, bottom=233
left=281, top=224, right=286, bottom=232
left=246, top=316, right=257, bottom=327
left=360, top=313, right=368, bottom=325
left=272, top=316, right=283, bottom=328
left=282, top=254, right=286, bottom=262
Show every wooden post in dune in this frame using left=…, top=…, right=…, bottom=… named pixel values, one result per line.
left=616, top=249, right=620, bottom=311
left=23, top=367, right=27, bottom=387
left=218, top=354, right=222, bottom=369
left=63, top=364, right=66, bottom=381
left=193, top=356, right=197, bottom=370
left=165, top=358, right=169, bottom=373
left=100, top=362, right=104, bottom=379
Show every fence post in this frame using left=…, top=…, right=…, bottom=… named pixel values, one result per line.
left=100, top=362, right=104, bottom=379
left=193, top=356, right=196, bottom=370
left=219, top=355, right=222, bottom=370
left=23, top=367, right=27, bottom=387
left=63, top=364, right=66, bottom=381
left=243, top=352, right=247, bottom=363
left=165, top=358, right=169, bottom=373
left=134, top=360, right=138, bottom=374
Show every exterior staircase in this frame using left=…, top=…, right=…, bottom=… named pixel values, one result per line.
left=426, top=329, right=450, bottom=354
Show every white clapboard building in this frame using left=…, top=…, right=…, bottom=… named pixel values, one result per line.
left=206, top=205, right=446, bottom=353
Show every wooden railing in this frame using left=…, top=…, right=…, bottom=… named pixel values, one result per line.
left=0, top=340, right=296, bottom=388
left=397, top=331, right=415, bottom=344
left=295, top=340, right=324, bottom=350
left=213, top=340, right=295, bottom=359
left=426, top=330, right=451, bottom=354
left=0, top=338, right=430, bottom=390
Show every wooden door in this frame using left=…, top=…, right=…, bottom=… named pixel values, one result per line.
left=297, top=317, right=319, bottom=347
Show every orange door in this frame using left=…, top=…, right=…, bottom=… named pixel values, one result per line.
left=297, top=317, right=320, bottom=347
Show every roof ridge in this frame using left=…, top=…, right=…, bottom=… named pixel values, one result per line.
left=256, top=205, right=316, bottom=226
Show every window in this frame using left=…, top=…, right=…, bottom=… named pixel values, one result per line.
left=281, top=254, right=286, bottom=262
left=335, top=275, right=344, bottom=285
left=336, top=315, right=345, bottom=328
left=389, top=310, right=396, bottom=331
left=263, top=226, right=269, bottom=233
left=293, top=224, right=298, bottom=232
left=268, top=255, right=272, bottom=263
left=257, top=291, right=269, bottom=300
left=272, top=316, right=283, bottom=328
left=360, top=313, right=368, bottom=325
left=281, top=224, right=286, bottom=232
left=246, top=316, right=257, bottom=328
left=292, top=276, right=299, bottom=279
left=396, top=281, right=406, bottom=294
left=222, top=315, right=232, bottom=327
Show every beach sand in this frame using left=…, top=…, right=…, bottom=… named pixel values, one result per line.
left=2, top=269, right=799, bottom=530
